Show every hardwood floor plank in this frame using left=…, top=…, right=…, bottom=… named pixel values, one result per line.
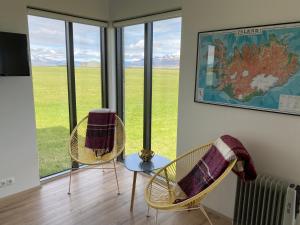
left=0, top=164, right=231, bottom=225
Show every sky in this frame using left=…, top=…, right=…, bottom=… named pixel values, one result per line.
left=28, top=16, right=181, bottom=67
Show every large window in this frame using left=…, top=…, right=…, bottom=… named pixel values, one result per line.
left=28, top=15, right=107, bottom=178
left=73, top=23, right=102, bottom=121
left=123, top=24, right=144, bottom=155
left=28, top=16, right=70, bottom=177
left=116, top=16, right=182, bottom=160
left=152, top=18, right=181, bottom=159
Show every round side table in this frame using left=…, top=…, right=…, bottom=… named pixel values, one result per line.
left=124, top=153, right=170, bottom=211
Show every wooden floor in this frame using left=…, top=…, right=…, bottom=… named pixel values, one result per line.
left=0, top=163, right=231, bottom=225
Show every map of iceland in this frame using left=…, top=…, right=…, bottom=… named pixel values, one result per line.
left=214, top=35, right=298, bottom=101
left=196, top=24, right=300, bottom=114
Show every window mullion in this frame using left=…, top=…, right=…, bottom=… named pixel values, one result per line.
left=65, top=21, right=77, bottom=133
left=115, top=27, right=125, bottom=121
left=115, top=27, right=125, bottom=161
left=143, top=22, right=153, bottom=150
left=100, top=27, right=109, bottom=108
left=65, top=21, right=78, bottom=168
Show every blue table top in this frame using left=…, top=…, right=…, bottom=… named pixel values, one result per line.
left=124, top=153, right=170, bottom=172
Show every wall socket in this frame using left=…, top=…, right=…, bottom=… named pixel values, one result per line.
left=0, top=177, right=15, bottom=188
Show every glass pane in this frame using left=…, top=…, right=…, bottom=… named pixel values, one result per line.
left=73, top=23, right=102, bottom=121
left=152, top=18, right=182, bottom=160
left=28, top=16, right=70, bottom=177
left=124, top=24, right=144, bottom=155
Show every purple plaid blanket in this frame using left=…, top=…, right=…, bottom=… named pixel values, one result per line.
left=85, top=109, right=116, bottom=157
left=176, top=135, right=257, bottom=201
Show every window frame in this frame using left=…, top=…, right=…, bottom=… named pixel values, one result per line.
left=28, top=11, right=109, bottom=177
left=115, top=14, right=181, bottom=160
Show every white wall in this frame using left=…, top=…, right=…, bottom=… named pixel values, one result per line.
left=28, top=0, right=110, bottom=21
left=0, top=0, right=109, bottom=198
left=1, top=0, right=300, bottom=222
left=110, top=0, right=300, bottom=220
left=178, top=0, right=300, bottom=219
left=109, top=0, right=181, bottom=21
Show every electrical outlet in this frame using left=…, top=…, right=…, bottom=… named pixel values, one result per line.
left=0, top=179, right=6, bottom=188
left=6, top=177, right=15, bottom=185
left=0, top=177, right=15, bottom=188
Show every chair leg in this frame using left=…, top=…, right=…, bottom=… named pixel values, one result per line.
left=199, top=205, right=213, bottom=225
left=101, top=164, right=105, bottom=173
left=147, top=205, right=150, bottom=217
left=155, top=209, right=159, bottom=224
left=113, top=160, right=120, bottom=195
left=68, top=168, right=73, bottom=195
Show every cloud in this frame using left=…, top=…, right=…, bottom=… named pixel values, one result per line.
left=28, top=16, right=66, bottom=47
left=128, top=39, right=144, bottom=49
left=30, top=47, right=101, bottom=65
left=74, top=36, right=99, bottom=46
left=153, top=17, right=182, bottom=34
left=124, top=53, right=144, bottom=62
left=123, top=18, right=182, bottom=60
left=74, top=48, right=100, bottom=62
left=28, top=15, right=101, bottom=52
left=28, top=15, right=182, bottom=67
left=124, top=24, right=144, bottom=37
left=153, top=39, right=181, bottom=56
left=30, top=47, right=66, bottom=66
left=30, top=47, right=65, bottom=61
left=73, top=23, right=101, bottom=47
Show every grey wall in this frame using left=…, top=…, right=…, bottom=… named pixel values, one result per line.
left=28, top=0, right=110, bottom=20
left=0, top=0, right=109, bottom=198
left=178, top=0, right=300, bottom=219
left=109, top=0, right=181, bottom=21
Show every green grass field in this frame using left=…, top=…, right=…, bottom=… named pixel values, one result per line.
left=32, top=66, right=179, bottom=177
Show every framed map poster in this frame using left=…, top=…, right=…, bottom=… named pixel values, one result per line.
left=194, top=22, right=300, bottom=115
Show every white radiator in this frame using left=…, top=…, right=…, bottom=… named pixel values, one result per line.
left=233, top=175, right=300, bottom=225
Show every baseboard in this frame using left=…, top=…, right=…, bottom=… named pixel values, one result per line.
left=40, top=169, right=72, bottom=184
left=205, top=206, right=232, bottom=223
left=40, top=161, right=124, bottom=184
left=0, top=185, right=41, bottom=207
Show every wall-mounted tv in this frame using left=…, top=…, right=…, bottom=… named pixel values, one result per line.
left=0, top=31, right=30, bottom=76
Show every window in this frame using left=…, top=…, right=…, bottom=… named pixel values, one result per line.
left=152, top=18, right=181, bottom=159
left=73, top=23, right=102, bottom=121
left=28, top=15, right=107, bottom=178
left=116, top=16, right=182, bottom=160
left=123, top=24, right=144, bottom=155
left=28, top=16, right=70, bottom=177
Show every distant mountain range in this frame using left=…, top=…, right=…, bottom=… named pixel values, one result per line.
left=31, top=55, right=180, bottom=68
left=125, top=55, right=180, bottom=68
left=31, top=55, right=97, bottom=67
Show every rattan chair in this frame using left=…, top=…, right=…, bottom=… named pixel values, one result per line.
left=144, top=143, right=237, bottom=224
left=68, top=115, right=125, bottom=195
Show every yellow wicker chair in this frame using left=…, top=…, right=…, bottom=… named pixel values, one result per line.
left=68, top=115, right=125, bottom=195
left=144, top=143, right=237, bottom=224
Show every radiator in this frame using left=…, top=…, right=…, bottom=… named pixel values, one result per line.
left=233, top=175, right=300, bottom=225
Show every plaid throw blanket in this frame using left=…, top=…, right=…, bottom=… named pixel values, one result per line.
left=85, top=109, right=116, bottom=157
left=176, top=135, right=257, bottom=200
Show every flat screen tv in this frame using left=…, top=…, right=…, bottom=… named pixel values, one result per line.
left=0, top=31, right=30, bottom=76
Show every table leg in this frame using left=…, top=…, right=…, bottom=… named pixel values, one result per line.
left=130, top=171, right=137, bottom=212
